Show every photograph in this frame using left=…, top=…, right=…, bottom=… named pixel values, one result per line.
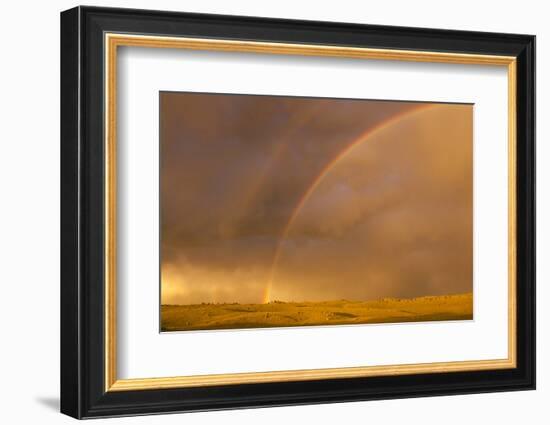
left=160, top=92, right=474, bottom=332
left=57, top=5, right=535, bottom=419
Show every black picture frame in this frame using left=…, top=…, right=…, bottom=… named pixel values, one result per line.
left=61, top=5, right=535, bottom=419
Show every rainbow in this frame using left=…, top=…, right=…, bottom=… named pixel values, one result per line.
left=236, top=102, right=328, bottom=221
left=262, top=103, right=436, bottom=303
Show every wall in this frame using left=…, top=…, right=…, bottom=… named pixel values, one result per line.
left=0, top=1, right=545, bottom=423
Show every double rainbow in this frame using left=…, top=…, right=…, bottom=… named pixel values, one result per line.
left=262, top=103, right=436, bottom=303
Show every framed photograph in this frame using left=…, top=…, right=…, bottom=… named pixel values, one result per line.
left=60, top=6, right=535, bottom=419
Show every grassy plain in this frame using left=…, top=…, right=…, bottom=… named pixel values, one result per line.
left=161, top=292, right=473, bottom=332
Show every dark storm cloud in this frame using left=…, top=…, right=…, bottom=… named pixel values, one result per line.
left=160, top=92, right=472, bottom=304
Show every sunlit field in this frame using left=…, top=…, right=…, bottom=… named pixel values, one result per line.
left=161, top=292, right=473, bottom=332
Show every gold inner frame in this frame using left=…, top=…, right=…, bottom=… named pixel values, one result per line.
left=104, top=33, right=517, bottom=392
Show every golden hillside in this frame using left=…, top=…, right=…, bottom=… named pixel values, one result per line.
left=161, top=292, right=473, bottom=332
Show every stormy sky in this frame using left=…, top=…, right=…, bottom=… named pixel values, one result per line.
left=160, top=92, right=472, bottom=305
